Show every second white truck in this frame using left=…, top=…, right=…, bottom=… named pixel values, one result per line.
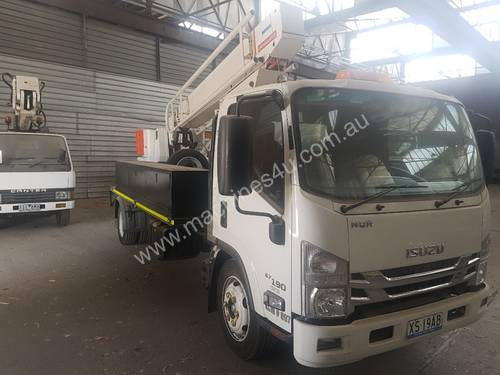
left=0, top=74, right=75, bottom=225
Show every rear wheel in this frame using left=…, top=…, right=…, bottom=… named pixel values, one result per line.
left=116, top=203, right=139, bottom=245
left=217, top=260, right=275, bottom=360
left=56, top=210, right=70, bottom=226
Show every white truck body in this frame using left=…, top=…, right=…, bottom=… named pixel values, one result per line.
left=211, top=79, right=491, bottom=366
left=111, top=5, right=493, bottom=368
left=0, top=132, right=75, bottom=216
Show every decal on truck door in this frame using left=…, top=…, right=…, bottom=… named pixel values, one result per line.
left=265, top=273, right=287, bottom=293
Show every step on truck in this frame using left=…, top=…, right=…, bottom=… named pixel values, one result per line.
left=0, top=74, right=75, bottom=225
left=110, top=5, right=495, bottom=368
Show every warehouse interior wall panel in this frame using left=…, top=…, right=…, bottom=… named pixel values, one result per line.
left=0, top=54, right=175, bottom=199
left=0, top=0, right=214, bottom=86
left=160, top=41, right=212, bottom=87
left=0, top=0, right=84, bottom=67
left=86, top=19, right=158, bottom=82
left=423, top=73, right=500, bottom=172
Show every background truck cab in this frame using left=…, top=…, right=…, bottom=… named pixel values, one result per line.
left=0, top=132, right=75, bottom=225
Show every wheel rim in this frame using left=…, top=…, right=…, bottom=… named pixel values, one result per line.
left=118, top=207, right=125, bottom=237
left=222, top=275, right=250, bottom=342
left=177, top=156, right=203, bottom=168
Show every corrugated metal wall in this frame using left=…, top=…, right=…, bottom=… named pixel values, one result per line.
left=86, top=19, right=158, bottom=82
left=160, top=42, right=212, bottom=86
left=0, top=0, right=211, bottom=83
left=0, top=0, right=213, bottom=198
left=0, top=0, right=84, bottom=67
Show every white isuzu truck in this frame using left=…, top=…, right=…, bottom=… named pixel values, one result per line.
left=0, top=74, right=75, bottom=225
left=111, top=6, right=494, bottom=368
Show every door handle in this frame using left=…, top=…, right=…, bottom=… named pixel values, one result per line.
left=221, top=201, right=227, bottom=228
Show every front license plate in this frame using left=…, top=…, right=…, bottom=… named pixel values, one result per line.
left=18, top=203, right=42, bottom=212
left=407, top=312, right=443, bottom=339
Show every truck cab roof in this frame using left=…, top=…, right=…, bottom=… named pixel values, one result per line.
left=283, top=78, right=460, bottom=104
left=0, top=132, right=67, bottom=138
left=224, top=78, right=460, bottom=107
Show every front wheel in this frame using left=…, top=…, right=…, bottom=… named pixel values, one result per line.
left=56, top=210, right=70, bottom=226
left=217, top=260, right=275, bottom=360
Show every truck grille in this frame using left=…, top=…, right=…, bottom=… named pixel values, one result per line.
left=350, top=254, right=480, bottom=306
left=381, top=258, right=460, bottom=279
left=0, top=191, right=56, bottom=204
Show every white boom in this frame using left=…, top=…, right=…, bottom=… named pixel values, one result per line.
left=165, top=4, right=305, bottom=133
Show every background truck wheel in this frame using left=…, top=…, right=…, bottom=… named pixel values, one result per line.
left=56, top=210, right=70, bottom=226
left=168, top=149, right=209, bottom=169
left=217, top=259, right=275, bottom=360
left=116, top=203, right=139, bottom=245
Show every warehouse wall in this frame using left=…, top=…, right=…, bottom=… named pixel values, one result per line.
left=0, top=0, right=211, bottom=84
left=0, top=0, right=214, bottom=198
left=422, top=74, right=500, bottom=174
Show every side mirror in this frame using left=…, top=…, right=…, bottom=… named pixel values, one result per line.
left=218, top=115, right=254, bottom=196
left=475, top=130, right=496, bottom=182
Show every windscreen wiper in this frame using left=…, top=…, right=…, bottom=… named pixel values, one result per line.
left=434, top=178, right=483, bottom=208
left=340, top=184, right=428, bottom=213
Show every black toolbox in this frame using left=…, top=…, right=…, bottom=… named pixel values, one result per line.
left=115, top=160, right=209, bottom=221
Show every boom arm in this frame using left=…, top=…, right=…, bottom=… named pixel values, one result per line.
left=2, top=73, right=47, bottom=132
left=165, top=5, right=305, bottom=133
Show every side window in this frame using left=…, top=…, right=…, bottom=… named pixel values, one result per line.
left=227, top=101, right=285, bottom=211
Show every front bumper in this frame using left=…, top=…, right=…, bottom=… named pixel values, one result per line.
left=0, top=200, right=75, bottom=214
left=293, top=284, right=491, bottom=368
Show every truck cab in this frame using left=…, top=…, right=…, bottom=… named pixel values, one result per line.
left=209, top=77, right=491, bottom=367
left=0, top=132, right=75, bottom=225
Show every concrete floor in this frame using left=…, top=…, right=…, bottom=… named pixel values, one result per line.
left=1, top=187, right=499, bottom=375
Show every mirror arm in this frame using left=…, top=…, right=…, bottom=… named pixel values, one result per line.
left=234, top=195, right=281, bottom=223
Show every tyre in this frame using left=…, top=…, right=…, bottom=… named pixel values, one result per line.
left=138, top=229, right=150, bottom=244
left=217, top=259, right=275, bottom=360
left=116, top=203, right=139, bottom=245
left=168, top=149, right=209, bottom=169
left=56, top=210, right=71, bottom=226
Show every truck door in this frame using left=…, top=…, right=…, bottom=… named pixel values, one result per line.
left=214, top=96, right=293, bottom=332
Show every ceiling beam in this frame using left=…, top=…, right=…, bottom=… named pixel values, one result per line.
left=398, top=0, right=500, bottom=73
left=451, top=0, right=500, bottom=12
left=357, top=46, right=464, bottom=67
left=29, top=0, right=220, bottom=51
left=355, top=41, right=500, bottom=67
left=304, top=0, right=398, bottom=30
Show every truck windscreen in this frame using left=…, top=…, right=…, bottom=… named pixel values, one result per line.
left=0, top=134, right=71, bottom=173
left=293, top=87, right=483, bottom=201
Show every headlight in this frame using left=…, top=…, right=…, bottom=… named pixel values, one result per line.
left=55, top=191, right=71, bottom=200
left=476, top=261, right=488, bottom=285
left=302, top=241, right=349, bottom=319
left=476, top=234, right=490, bottom=285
